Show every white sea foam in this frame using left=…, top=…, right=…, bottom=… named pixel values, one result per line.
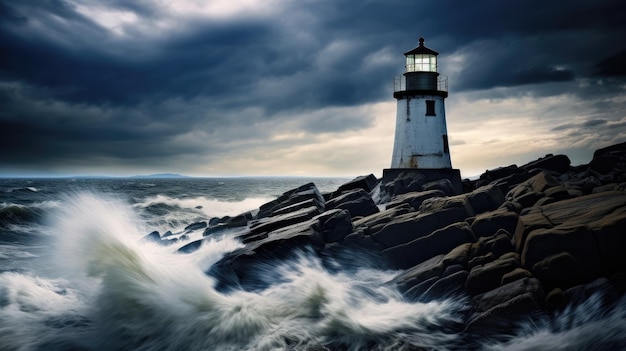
left=134, top=194, right=271, bottom=217
left=482, top=292, right=626, bottom=350
left=0, top=192, right=468, bottom=350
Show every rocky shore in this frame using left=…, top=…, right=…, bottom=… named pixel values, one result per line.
left=147, top=141, right=626, bottom=348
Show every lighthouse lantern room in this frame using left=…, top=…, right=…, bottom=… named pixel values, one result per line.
left=390, top=37, right=451, bottom=169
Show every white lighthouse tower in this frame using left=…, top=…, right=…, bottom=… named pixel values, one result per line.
left=390, top=37, right=451, bottom=169
left=383, top=38, right=462, bottom=194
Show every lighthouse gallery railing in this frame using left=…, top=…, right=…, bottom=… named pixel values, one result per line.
left=394, top=74, right=448, bottom=93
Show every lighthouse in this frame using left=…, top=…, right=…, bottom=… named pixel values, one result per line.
left=390, top=38, right=451, bottom=169
left=383, top=38, right=462, bottom=194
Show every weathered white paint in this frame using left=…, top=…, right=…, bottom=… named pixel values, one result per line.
left=390, top=94, right=452, bottom=168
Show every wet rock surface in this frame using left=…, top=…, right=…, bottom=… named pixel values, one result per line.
left=171, top=143, right=626, bottom=339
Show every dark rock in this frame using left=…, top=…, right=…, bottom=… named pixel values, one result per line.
left=141, top=231, right=161, bottom=243
left=421, top=178, right=456, bottom=196
left=225, top=212, right=253, bottom=227
left=465, top=292, right=543, bottom=335
left=590, top=155, right=622, bottom=174
left=532, top=252, right=598, bottom=291
left=506, top=171, right=560, bottom=205
left=386, top=190, right=445, bottom=210
left=442, top=243, right=472, bottom=267
left=392, top=254, right=445, bottom=294
left=466, top=184, right=505, bottom=214
left=271, top=198, right=324, bottom=217
left=564, top=176, right=602, bottom=194
left=544, top=185, right=572, bottom=201
left=545, top=288, right=565, bottom=309
left=442, top=264, right=465, bottom=277
left=470, top=208, right=522, bottom=239
left=473, top=277, right=544, bottom=313
left=501, top=268, right=532, bottom=285
left=521, top=154, right=571, bottom=174
left=318, top=209, right=353, bottom=243
left=209, top=209, right=354, bottom=291
left=477, top=164, right=523, bottom=185
left=422, top=270, right=469, bottom=300
left=516, top=191, right=545, bottom=208
left=203, top=225, right=226, bottom=237
left=332, top=174, right=379, bottom=197
left=534, top=196, right=556, bottom=206
left=325, top=189, right=379, bottom=218
left=209, top=217, right=224, bottom=226
left=404, top=276, right=439, bottom=301
left=467, top=277, right=545, bottom=334
left=371, top=205, right=470, bottom=248
left=184, top=221, right=207, bottom=232
left=467, top=252, right=495, bottom=271
left=518, top=191, right=626, bottom=253
left=522, top=225, right=602, bottom=272
left=247, top=206, right=323, bottom=239
left=593, top=141, right=626, bottom=158
left=592, top=206, right=626, bottom=275
left=205, top=214, right=253, bottom=236
left=178, top=239, right=203, bottom=253
left=382, top=222, right=475, bottom=269
left=562, top=277, right=623, bottom=308
left=342, top=229, right=385, bottom=252
left=392, top=172, right=426, bottom=196
left=466, top=255, right=520, bottom=296
left=257, top=183, right=324, bottom=218
left=352, top=205, right=411, bottom=234
left=419, top=194, right=475, bottom=218
left=470, top=232, right=514, bottom=260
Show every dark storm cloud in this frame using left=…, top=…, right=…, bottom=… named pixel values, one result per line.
left=594, top=50, right=626, bottom=77
left=1, top=0, right=625, bottom=174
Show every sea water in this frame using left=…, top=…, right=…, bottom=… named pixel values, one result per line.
left=0, top=178, right=624, bottom=350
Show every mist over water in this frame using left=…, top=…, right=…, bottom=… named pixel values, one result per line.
left=1, top=178, right=624, bottom=350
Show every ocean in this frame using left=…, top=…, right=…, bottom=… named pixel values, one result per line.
left=1, top=177, right=624, bottom=351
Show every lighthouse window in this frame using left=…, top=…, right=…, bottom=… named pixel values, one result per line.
left=426, top=100, right=436, bottom=116
left=443, top=135, right=450, bottom=153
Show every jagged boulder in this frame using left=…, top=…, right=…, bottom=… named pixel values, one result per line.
left=386, top=189, right=445, bottom=210
left=466, top=254, right=520, bottom=296
left=325, top=188, right=379, bottom=218
left=272, top=198, right=324, bottom=216
left=209, top=209, right=353, bottom=291
left=382, top=222, right=475, bottom=269
left=506, top=171, right=560, bottom=207
left=332, top=174, right=379, bottom=197
left=518, top=191, right=626, bottom=253
left=466, top=184, right=506, bottom=214
left=352, top=204, right=412, bottom=234
left=184, top=221, right=207, bottom=232
left=466, top=277, right=544, bottom=334
left=245, top=205, right=324, bottom=240
left=258, top=183, right=325, bottom=218
left=141, top=231, right=161, bottom=243
left=521, top=154, right=571, bottom=174
left=392, top=254, right=446, bottom=295
left=371, top=204, right=470, bottom=248
left=391, top=172, right=426, bottom=196
left=470, top=208, right=522, bottom=239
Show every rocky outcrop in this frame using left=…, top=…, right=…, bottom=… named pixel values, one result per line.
left=164, top=141, right=626, bottom=339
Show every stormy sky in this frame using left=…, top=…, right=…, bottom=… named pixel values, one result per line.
left=1, top=0, right=625, bottom=177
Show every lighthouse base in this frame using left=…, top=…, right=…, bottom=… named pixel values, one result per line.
left=382, top=168, right=463, bottom=195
